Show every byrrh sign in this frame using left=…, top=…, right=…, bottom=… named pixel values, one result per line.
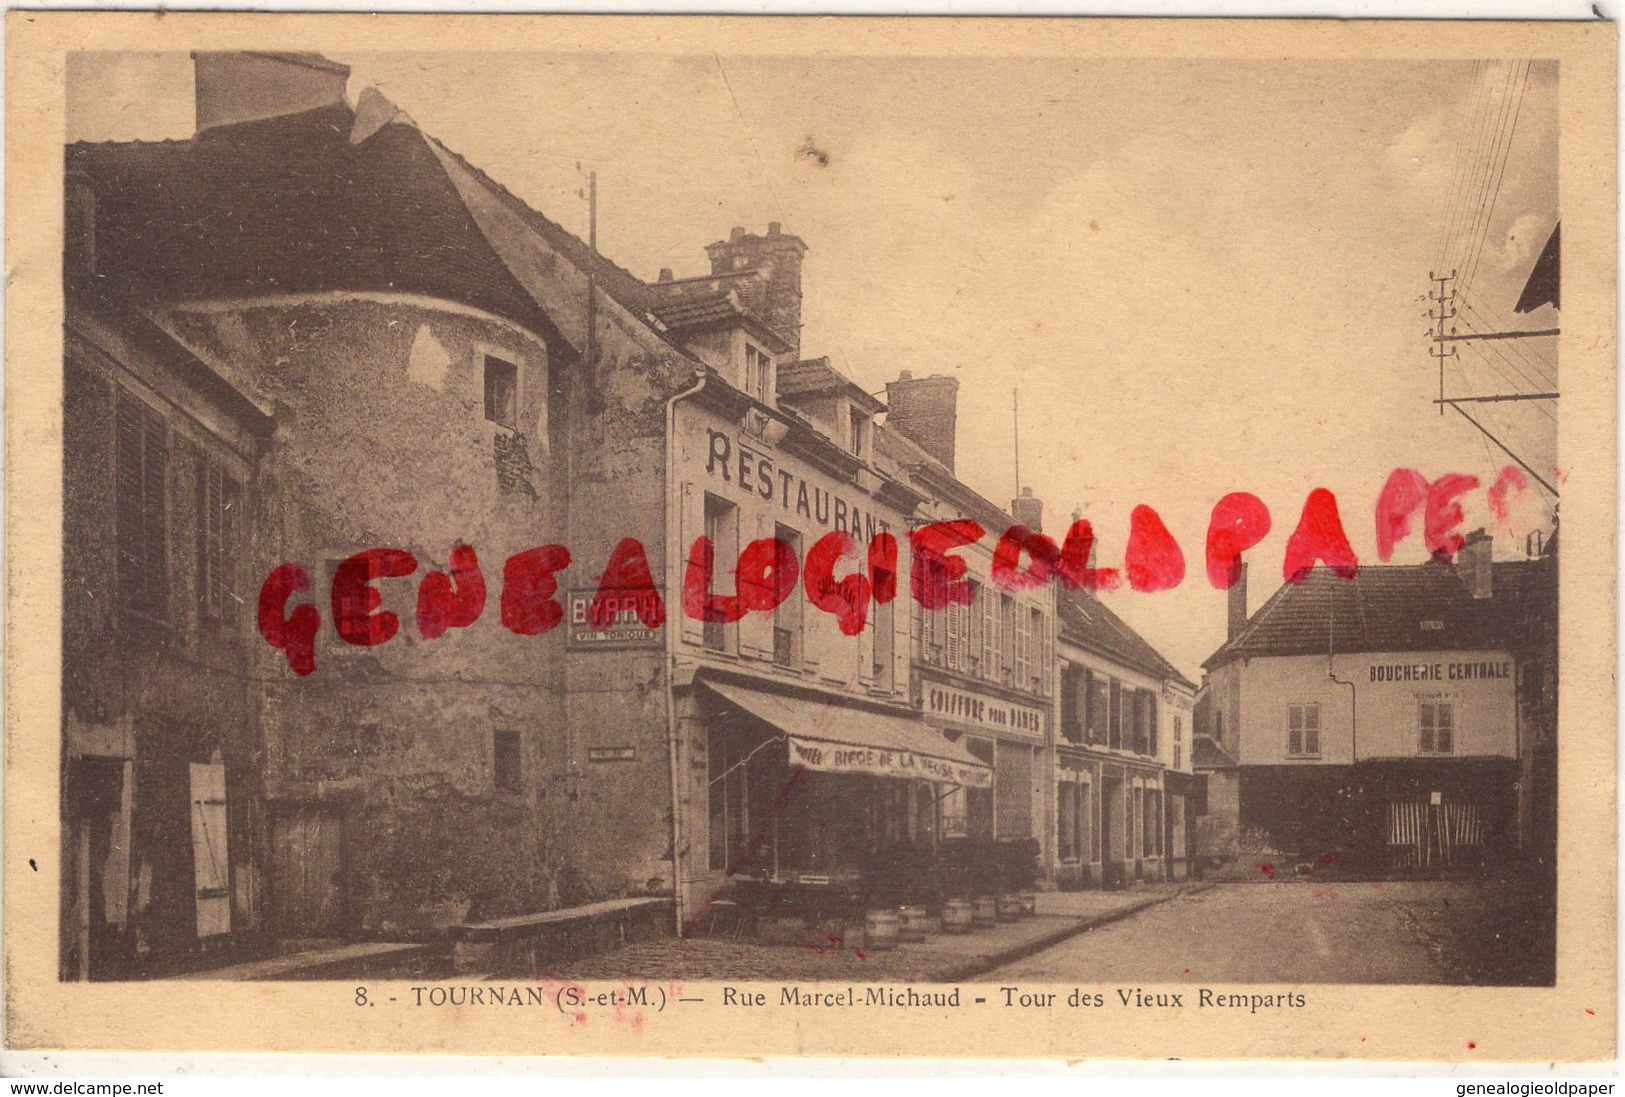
left=924, top=680, right=1046, bottom=738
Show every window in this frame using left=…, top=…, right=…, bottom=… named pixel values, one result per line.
left=1288, top=703, right=1321, bottom=757
left=1174, top=744, right=1182, bottom=769
left=745, top=344, right=772, bottom=403
left=948, top=582, right=977, bottom=674
left=918, top=598, right=944, bottom=666
left=1175, top=715, right=1183, bottom=742
left=1058, top=781, right=1077, bottom=860
left=116, top=392, right=168, bottom=622
left=197, top=456, right=242, bottom=621
left=965, top=738, right=995, bottom=840
left=484, top=355, right=518, bottom=430
left=1420, top=701, right=1455, bottom=754
left=1061, top=665, right=1085, bottom=744
left=1086, top=671, right=1109, bottom=744
left=872, top=591, right=895, bottom=690
left=773, top=523, right=802, bottom=667
left=1034, top=608, right=1053, bottom=696
left=848, top=405, right=866, bottom=457
left=493, top=730, right=522, bottom=793
left=702, top=494, right=737, bottom=652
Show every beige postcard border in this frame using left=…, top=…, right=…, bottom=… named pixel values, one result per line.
left=4, top=12, right=1616, bottom=1061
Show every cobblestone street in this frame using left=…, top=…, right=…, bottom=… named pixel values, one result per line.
left=545, top=885, right=1200, bottom=983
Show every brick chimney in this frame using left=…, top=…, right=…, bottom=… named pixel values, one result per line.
left=192, top=51, right=350, bottom=134
left=1458, top=528, right=1493, bottom=599
left=1012, top=487, right=1043, bottom=533
left=885, top=371, right=959, bottom=472
left=1227, top=563, right=1249, bottom=640
left=705, top=223, right=807, bottom=357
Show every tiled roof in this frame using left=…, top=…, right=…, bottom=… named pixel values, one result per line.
left=1058, top=588, right=1197, bottom=690
left=1190, top=735, right=1237, bottom=770
left=67, top=100, right=658, bottom=354
left=646, top=289, right=787, bottom=352
left=1203, top=560, right=1545, bottom=669
left=776, top=357, right=885, bottom=413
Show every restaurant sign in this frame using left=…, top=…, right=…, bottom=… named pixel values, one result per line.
left=787, top=736, right=993, bottom=788
left=924, top=680, right=1046, bottom=739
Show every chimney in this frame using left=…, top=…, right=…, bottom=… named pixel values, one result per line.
left=1012, top=487, right=1043, bottom=533
left=192, top=51, right=350, bottom=134
left=658, top=268, right=674, bottom=283
left=885, top=371, right=959, bottom=472
left=1227, top=563, right=1249, bottom=640
left=705, top=225, right=807, bottom=357
left=1458, top=528, right=1494, bottom=599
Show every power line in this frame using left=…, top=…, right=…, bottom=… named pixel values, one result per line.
left=1455, top=61, right=1520, bottom=293
left=1462, top=61, right=1531, bottom=301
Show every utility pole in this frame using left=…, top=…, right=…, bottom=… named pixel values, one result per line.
left=1428, top=270, right=1459, bottom=418
left=1012, top=388, right=1021, bottom=496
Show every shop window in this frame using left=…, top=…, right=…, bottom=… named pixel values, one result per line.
left=707, top=726, right=750, bottom=872
left=965, top=738, right=995, bottom=840
left=1288, top=703, right=1321, bottom=757
left=1419, top=701, right=1454, bottom=755
left=484, top=355, right=519, bottom=430
left=115, top=391, right=169, bottom=624
left=196, top=456, right=242, bottom=622
left=493, top=730, right=522, bottom=793
left=703, top=494, right=738, bottom=652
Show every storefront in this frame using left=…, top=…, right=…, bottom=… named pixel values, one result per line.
left=687, top=675, right=991, bottom=925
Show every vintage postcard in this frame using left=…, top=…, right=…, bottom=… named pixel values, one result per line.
left=4, top=12, right=1616, bottom=1062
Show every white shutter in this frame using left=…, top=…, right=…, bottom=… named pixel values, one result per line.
left=738, top=514, right=774, bottom=659
left=190, top=763, right=231, bottom=938
left=678, top=483, right=705, bottom=647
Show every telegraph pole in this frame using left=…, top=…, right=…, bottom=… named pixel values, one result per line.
left=1428, top=270, right=1459, bottom=418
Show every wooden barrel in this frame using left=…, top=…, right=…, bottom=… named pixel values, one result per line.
left=864, top=909, right=901, bottom=951
left=971, top=896, right=998, bottom=927
left=940, top=899, right=974, bottom=934
left=996, top=895, right=1023, bottom=922
left=897, top=905, right=931, bottom=942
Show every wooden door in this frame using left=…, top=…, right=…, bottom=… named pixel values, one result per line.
left=270, top=804, right=346, bottom=937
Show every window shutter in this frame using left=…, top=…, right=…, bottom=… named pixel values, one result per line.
left=738, top=516, right=774, bottom=660
left=1305, top=704, right=1320, bottom=755
left=1288, top=706, right=1302, bottom=755
left=678, top=484, right=704, bottom=646
left=1437, top=703, right=1452, bottom=753
left=1148, top=692, right=1159, bottom=756
left=189, top=762, right=231, bottom=937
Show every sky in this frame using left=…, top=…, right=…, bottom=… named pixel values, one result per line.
left=67, top=51, right=1560, bottom=678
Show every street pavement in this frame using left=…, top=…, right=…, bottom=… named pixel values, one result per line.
left=987, top=879, right=1545, bottom=985
left=546, top=884, right=1201, bottom=983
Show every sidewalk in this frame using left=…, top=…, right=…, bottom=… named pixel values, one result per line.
left=550, top=884, right=1206, bottom=983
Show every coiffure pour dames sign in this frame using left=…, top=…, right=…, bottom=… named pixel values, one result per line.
left=256, top=466, right=1534, bottom=676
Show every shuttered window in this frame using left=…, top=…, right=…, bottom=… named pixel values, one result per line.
left=999, top=595, right=1016, bottom=687
left=116, top=392, right=168, bottom=622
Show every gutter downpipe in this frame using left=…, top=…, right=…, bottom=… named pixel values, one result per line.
left=664, top=364, right=709, bottom=938
left=1328, top=661, right=1358, bottom=764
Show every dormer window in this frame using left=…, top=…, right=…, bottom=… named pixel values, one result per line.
left=848, top=405, right=868, bottom=458
left=745, top=343, right=773, bottom=403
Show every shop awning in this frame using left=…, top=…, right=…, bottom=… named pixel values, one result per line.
left=704, top=680, right=992, bottom=788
